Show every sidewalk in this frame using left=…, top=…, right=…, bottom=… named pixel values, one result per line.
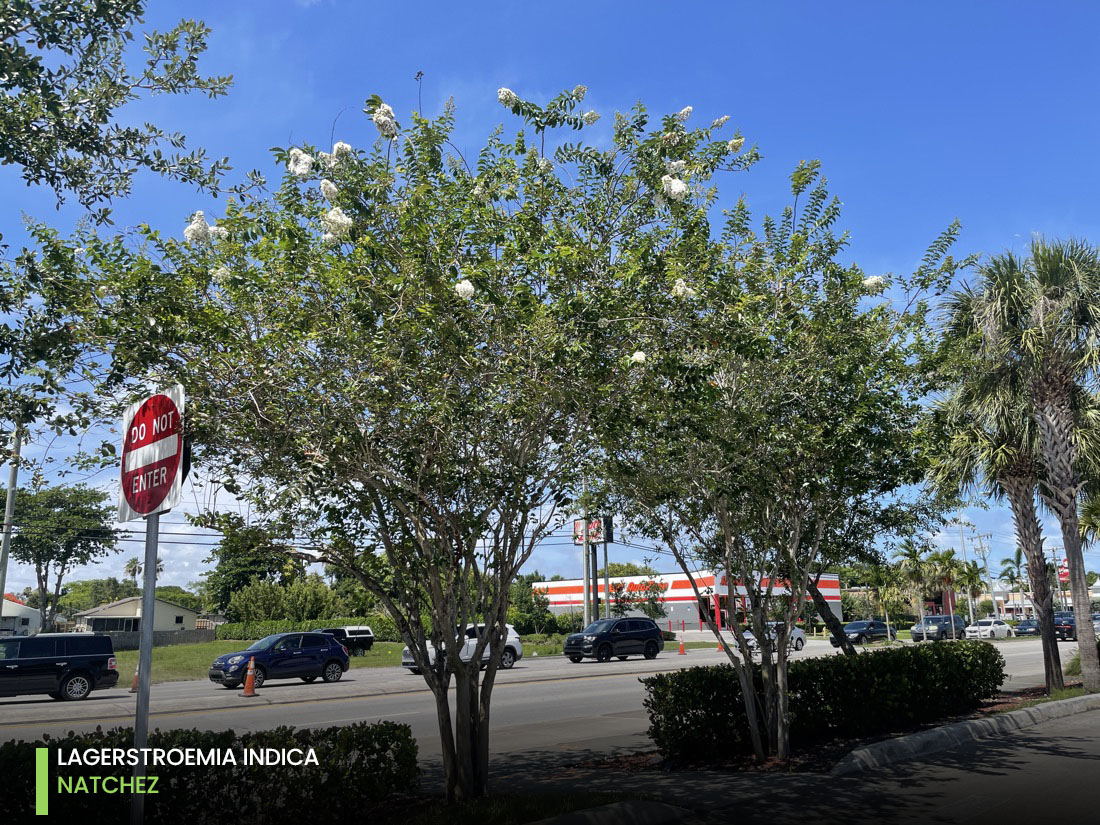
left=476, top=705, right=1100, bottom=825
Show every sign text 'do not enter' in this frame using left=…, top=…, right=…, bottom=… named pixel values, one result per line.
left=120, top=387, right=184, bottom=521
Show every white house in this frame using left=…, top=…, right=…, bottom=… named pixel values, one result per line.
left=74, top=597, right=199, bottom=633
left=1, top=596, right=42, bottom=636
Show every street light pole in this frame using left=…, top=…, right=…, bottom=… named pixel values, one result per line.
left=974, top=533, right=998, bottom=618
left=0, top=424, right=24, bottom=623
left=957, top=516, right=975, bottom=625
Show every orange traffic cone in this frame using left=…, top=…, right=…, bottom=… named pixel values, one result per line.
left=241, top=656, right=258, bottom=697
left=128, top=665, right=139, bottom=693
left=716, top=634, right=723, bottom=651
left=678, top=636, right=686, bottom=655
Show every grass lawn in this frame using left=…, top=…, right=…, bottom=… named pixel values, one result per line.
left=114, top=641, right=406, bottom=684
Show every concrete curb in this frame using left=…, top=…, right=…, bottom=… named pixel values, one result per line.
left=831, top=692, right=1100, bottom=776
left=529, top=800, right=693, bottom=825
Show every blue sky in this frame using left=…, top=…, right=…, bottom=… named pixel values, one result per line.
left=4, top=1, right=1100, bottom=592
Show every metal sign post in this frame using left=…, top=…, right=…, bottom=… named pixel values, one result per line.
left=118, top=385, right=185, bottom=825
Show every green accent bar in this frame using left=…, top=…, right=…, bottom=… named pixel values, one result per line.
left=35, top=747, right=48, bottom=815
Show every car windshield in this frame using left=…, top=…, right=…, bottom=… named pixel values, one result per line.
left=844, top=622, right=870, bottom=630
left=976, top=620, right=993, bottom=626
left=246, top=635, right=282, bottom=651
left=583, top=620, right=617, bottom=634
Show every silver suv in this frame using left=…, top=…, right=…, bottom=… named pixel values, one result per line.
left=402, top=624, right=523, bottom=674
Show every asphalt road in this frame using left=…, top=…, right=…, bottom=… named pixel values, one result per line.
left=0, top=637, right=1053, bottom=764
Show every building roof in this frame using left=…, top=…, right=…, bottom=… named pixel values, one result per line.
left=1, top=596, right=40, bottom=617
left=75, top=596, right=200, bottom=617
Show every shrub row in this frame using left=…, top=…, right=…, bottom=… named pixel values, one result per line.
left=0, top=721, right=418, bottom=822
left=642, top=640, right=1005, bottom=763
left=216, top=614, right=405, bottom=642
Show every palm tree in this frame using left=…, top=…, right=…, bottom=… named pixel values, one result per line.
left=123, top=557, right=141, bottom=584
left=927, top=549, right=961, bottom=639
left=999, top=547, right=1027, bottom=618
left=893, top=540, right=929, bottom=620
left=870, top=563, right=907, bottom=643
left=950, top=240, right=1100, bottom=691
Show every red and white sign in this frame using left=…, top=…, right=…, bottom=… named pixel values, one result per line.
left=1058, top=561, right=1070, bottom=584
left=119, top=385, right=185, bottom=522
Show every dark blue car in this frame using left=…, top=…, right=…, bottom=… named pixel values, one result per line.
left=208, top=632, right=349, bottom=689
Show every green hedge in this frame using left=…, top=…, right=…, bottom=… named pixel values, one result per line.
left=642, top=640, right=1005, bottom=763
left=216, top=614, right=405, bottom=642
left=0, top=722, right=417, bottom=822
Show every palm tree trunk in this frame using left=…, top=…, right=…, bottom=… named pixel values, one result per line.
left=1033, top=391, right=1100, bottom=693
left=1001, top=474, right=1063, bottom=692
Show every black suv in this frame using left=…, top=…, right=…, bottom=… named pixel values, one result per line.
left=0, top=633, right=119, bottom=701
left=563, top=617, right=664, bottom=663
left=1054, top=612, right=1076, bottom=641
left=910, top=614, right=967, bottom=641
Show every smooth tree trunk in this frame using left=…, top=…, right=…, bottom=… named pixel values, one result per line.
left=1033, top=389, right=1100, bottom=693
left=1001, top=473, right=1063, bottom=691
left=809, top=579, right=856, bottom=655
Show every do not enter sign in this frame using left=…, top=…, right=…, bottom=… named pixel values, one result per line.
left=119, top=385, right=185, bottom=522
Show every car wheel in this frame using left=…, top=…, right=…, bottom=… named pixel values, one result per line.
left=322, top=661, right=343, bottom=683
left=352, top=647, right=365, bottom=657
left=568, top=655, right=583, bottom=663
left=856, top=635, right=867, bottom=645
left=596, top=644, right=613, bottom=663
left=500, top=648, right=517, bottom=669
left=644, top=640, right=659, bottom=660
left=251, top=667, right=266, bottom=689
left=59, top=673, right=91, bottom=701
left=793, top=637, right=805, bottom=651
left=301, top=675, right=317, bottom=683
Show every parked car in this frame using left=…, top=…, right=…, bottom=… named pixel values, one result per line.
left=829, top=620, right=896, bottom=646
left=563, top=617, right=664, bottom=663
left=743, top=622, right=807, bottom=651
left=0, top=633, right=118, bottom=701
left=1013, top=617, right=1040, bottom=636
left=910, top=615, right=967, bottom=642
left=209, top=632, right=349, bottom=689
left=313, top=625, right=374, bottom=655
left=1053, top=612, right=1077, bottom=641
left=401, top=624, right=523, bottom=674
left=965, top=618, right=1014, bottom=639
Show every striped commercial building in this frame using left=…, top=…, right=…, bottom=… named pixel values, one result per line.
left=533, top=570, right=843, bottom=627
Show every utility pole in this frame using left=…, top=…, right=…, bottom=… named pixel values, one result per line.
left=0, top=424, right=24, bottom=625
left=973, top=533, right=998, bottom=618
left=581, top=478, right=590, bottom=627
left=957, top=516, right=975, bottom=625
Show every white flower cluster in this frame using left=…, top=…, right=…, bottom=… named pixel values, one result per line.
left=862, top=275, right=886, bottom=294
left=665, top=159, right=687, bottom=175
left=677, top=106, right=692, bottom=122
left=183, top=211, right=211, bottom=244
left=318, top=141, right=353, bottom=170
left=372, top=103, right=398, bottom=139
left=573, top=85, right=587, bottom=101
left=660, top=174, right=689, bottom=202
left=630, top=350, right=647, bottom=364
left=287, top=148, right=313, bottom=179
left=727, top=136, right=745, bottom=152
left=454, top=279, right=476, bottom=299
left=322, top=207, right=353, bottom=244
left=671, top=278, right=696, bottom=299
left=711, top=115, right=730, bottom=128
left=320, top=179, right=339, bottom=200
left=210, top=225, right=228, bottom=241
left=661, top=131, right=683, bottom=147
left=498, top=87, right=519, bottom=107
left=537, top=156, right=553, bottom=174
left=212, top=266, right=230, bottom=285
left=582, top=110, right=600, bottom=125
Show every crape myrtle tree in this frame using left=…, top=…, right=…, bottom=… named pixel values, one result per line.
left=87, top=89, right=754, bottom=799
left=594, top=162, right=968, bottom=761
